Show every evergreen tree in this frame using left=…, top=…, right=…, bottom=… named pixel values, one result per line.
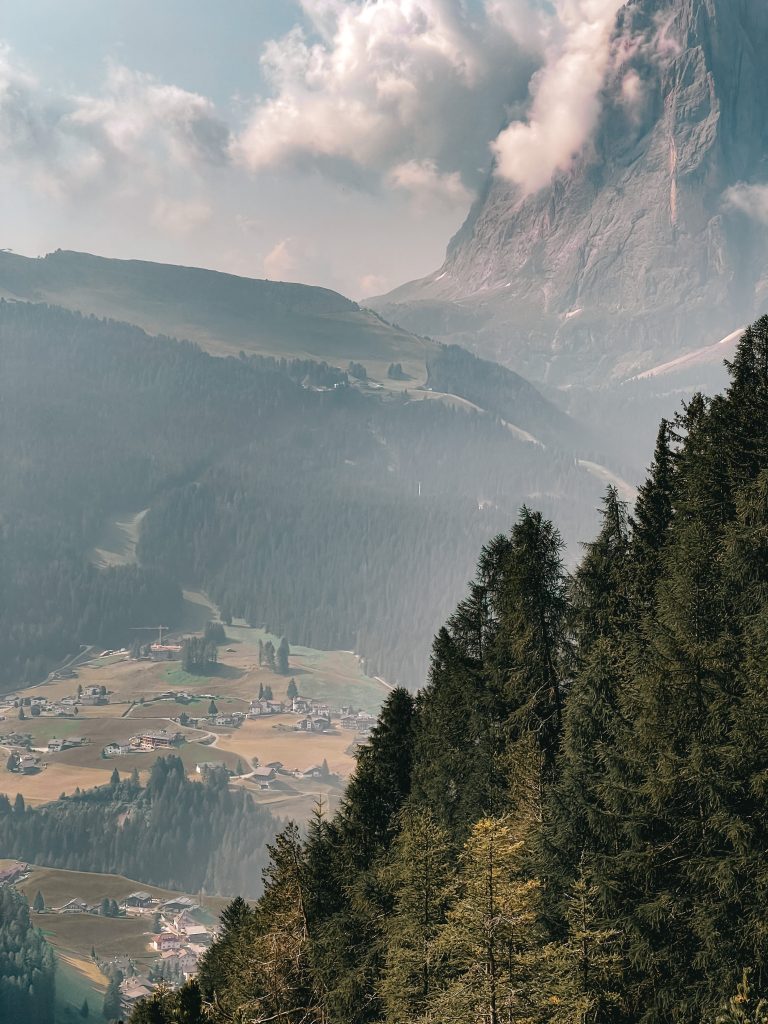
left=263, top=640, right=276, bottom=671
left=103, top=972, right=122, bottom=1021
left=379, top=808, right=456, bottom=1022
left=277, top=636, right=290, bottom=674
left=429, top=817, right=544, bottom=1024
left=630, top=418, right=675, bottom=611
left=33, top=889, right=45, bottom=913
left=110, top=767, right=120, bottom=786
left=287, top=677, right=298, bottom=699
left=340, top=687, right=416, bottom=868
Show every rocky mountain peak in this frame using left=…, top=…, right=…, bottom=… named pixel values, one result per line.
left=371, top=0, right=768, bottom=385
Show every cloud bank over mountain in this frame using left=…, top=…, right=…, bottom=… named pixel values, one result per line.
left=0, top=0, right=679, bottom=297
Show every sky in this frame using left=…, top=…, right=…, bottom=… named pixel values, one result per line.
left=0, top=0, right=629, bottom=298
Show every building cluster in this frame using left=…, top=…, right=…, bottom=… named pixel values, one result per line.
left=118, top=893, right=216, bottom=1010
left=247, top=694, right=378, bottom=736
left=1, top=687, right=110, bottom=721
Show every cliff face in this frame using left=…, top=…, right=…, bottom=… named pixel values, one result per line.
left=372, top=0, right=768, bottom=384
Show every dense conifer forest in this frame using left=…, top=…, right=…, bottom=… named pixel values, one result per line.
left=130, top=319, right=768, bottom=1023
left=0, top=886, right=56, bottom=1024
left=0, top=299, right=601, bottom=690
left=0, top=756, right=279, bottom=896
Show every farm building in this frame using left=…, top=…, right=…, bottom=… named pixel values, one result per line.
left=122, top=891, right=156, bottom=910
left=149, top=643, right=183, bottom=661
left=104, top=742, right=133, bottom=757
left=131, top=730, right=183, bottom=750
left=57, top=898, right=94, bottom=914
left=195, top=761, right=230, bottom=776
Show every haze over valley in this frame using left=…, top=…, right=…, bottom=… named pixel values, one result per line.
left=2, top=2, right=768, bottom=1022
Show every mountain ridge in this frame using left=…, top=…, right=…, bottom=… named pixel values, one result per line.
left=370, top=0, right=768, bottom=385
left=0, top=248, right=435, bottom=381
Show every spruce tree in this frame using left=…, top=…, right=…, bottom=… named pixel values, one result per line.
left=379, top=808, right=456, bottom=1022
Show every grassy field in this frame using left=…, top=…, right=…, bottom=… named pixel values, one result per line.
left=0, top=860, right=231, bottom=1021
left=12, top=869, right=229, bottom=1023
left=55, top=951, right=106, bottom=1022
left=1, top=615, right=387, bottom=807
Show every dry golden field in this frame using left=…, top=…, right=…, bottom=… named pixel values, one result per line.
left=1, top=615, right=386, bottom=807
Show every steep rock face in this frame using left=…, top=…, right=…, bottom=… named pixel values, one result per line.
left=372, top=0, right=768, bottom=384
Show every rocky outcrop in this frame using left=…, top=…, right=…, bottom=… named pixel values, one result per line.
left=371, top=0, right=768, bottom=384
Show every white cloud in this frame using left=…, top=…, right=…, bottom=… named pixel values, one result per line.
left=388, top=158, right=471, bottom=209
left=232, top=0, right=535, bottom=192
left=724, top=183, right=768, bottom=224
left=0, top=47, right=229, bottom=197
left=491, top=0, right=625, bottom=194
left=70, top=64, right=230, bottom=168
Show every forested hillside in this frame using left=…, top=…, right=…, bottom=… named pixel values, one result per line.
left=133, top=318, right=768, bottom=1023
left=0, top=300, right=602, bottom=689
left=425, top=343, right=576, bottom=446
left=0, top=756, right=279, bottom=897
left=0, top=886, right=56, bottom=1024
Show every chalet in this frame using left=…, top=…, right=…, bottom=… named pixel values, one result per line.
left=265, top=760, right=284, bottom=772
left=212, top=714, right=237, bottom=727
left=151, top=932, right=182, bottom=952
left=248, top=700, right=284, bottom=718
left=251, top=766, right=276, bottom=789
left=162, top=896, right=198, bottom=914
left=58, top=898, right=93, bottom=914
left=103, top=742, right=132, bottom=757
left=184, top=928, right=212, bottom=947
left=195, top=761, right=230, bottom=776
left=122, top=891, right=155, bottom=910
left=131, top=730, right=183, bottom=750
left=291, top=696, right=312, bottom=714
left=47, top=738, right=66, bottom=753
left=295, top=715, right=330, bottom=733
left=121, top=979, right=154, bottom=1005
left=300, top=765, right=325, bottom=779
left=19, top=754, right=40, bottom=774
left=80, top=692, right=109, bottom=706
left=341, top=712, right=377, bottom=732
left=149, top=643, right=183, bottom=661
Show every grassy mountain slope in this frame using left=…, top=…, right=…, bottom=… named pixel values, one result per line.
left=0, top=249, right=434, bottom=381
